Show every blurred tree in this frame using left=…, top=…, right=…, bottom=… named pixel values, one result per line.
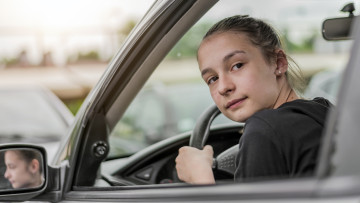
left=119, top=19, right=137, bottom=36
left=167, top=22, right=213, bottom=59
left=67, top=50, right=102, bottom=64
left=78, top=51, right=100, bottom=61
left=281, top=27, right=318, bottom=53
left=1, top=50, right=31, bottom=68
left=116, top=19, right=137, bottom=46
left=18, top=50, right=29, bottom=67
left=1, top=57, right=18, bottom=68
left=41, top=51, right=54, bottom=67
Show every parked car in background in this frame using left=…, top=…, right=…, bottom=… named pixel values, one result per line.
left=1, top=0, right=360, bottom=202
left=304, top=70, right=342, bottom=104
left=0, top=86, right=73, bottom=189
left=0, top=87, right=74, bottom=160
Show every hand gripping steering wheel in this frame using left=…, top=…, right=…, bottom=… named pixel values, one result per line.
left=189, top=104, right=240, bottom=176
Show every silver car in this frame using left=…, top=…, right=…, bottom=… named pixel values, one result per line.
left=0, top=0, right=359, bottom=202
left=0, top=87, right=74, bottom=159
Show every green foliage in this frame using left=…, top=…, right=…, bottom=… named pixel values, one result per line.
left=119, top=19, right=137, bottom=36
left=281, top=28, right=318, bottom=53
left=167, top=21, right=318, bottom=59
left=77, top=51, right=100, bottom=61
left=116, top=19, right=137, bottom=47
left=167, top=22, right=213, bottom=59
left=64, top=99, right=83, bottom=115
left=1, top=57, right=18, bottom=67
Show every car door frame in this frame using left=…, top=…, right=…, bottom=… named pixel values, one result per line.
left=43, top=0, right=220, bottom=201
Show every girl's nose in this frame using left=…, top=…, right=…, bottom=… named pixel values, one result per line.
left=218, top=75, right=235, bottom=96
left=4, top=168, right=9, bottom=179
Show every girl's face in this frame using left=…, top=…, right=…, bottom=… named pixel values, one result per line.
left=4, top=151, right=37, bottom=189
left=198, top=32, right=283, bottom=122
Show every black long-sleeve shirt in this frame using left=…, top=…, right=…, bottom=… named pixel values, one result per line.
left=235, top=97, right=332, bottom=182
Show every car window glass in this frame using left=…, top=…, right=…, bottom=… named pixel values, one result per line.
left=107, top=0, right=354, bottom=159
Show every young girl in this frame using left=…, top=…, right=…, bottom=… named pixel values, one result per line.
left=175, top=15, right=332, bottom=184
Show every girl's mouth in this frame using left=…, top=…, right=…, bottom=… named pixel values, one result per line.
left=226, top=97, right=247, bottom=109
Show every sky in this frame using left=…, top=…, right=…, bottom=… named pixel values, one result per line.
left=0, top=0, right=356, bottom=66
left=0, top=0, right=153, bottom=27
left=0, top=0, right=154, bottom=66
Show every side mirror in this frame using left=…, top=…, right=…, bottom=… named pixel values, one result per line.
left=0, top=145, right=48, bottom=201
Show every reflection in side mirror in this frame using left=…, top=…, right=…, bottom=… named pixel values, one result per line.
left=322, top=16, right=356, bottom=40
left=0, top=148, right=44, bottom=191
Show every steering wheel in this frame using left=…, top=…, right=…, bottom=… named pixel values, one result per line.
left=189, top=104, right=240, bottom=176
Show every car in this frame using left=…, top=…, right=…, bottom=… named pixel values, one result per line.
left=0, top=87, right=73, bottom=189
left=0, top=87, right=74, bottom=160
left=0, top=0, right=359, bottom=202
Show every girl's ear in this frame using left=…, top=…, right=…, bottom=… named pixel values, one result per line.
left=275, top=49, right=288, bottom=76
left=29, top=159, right=39, bottom=174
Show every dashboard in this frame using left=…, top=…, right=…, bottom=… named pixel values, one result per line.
left=101, top=124, right=243, bottom=186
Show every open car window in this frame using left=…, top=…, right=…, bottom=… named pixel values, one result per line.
left=107, top=48, right=235, bottom=159
left=106, top=0, right=354, bottom=160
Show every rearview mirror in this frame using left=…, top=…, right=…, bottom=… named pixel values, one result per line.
left=0, top=148, right=45, bottom=190
left=322, top=16, right=356, bottom=40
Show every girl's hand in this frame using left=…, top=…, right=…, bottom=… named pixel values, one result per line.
left=175, top=145, right=215, bottom=184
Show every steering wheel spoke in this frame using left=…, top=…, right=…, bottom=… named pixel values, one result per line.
left=214, top=145, right=239, bottom=175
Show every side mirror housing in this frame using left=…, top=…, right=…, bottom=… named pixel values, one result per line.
left=0, top=144, right=58, bottom=202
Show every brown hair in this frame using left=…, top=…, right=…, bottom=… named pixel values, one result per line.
left=10, top=149, right=43, bottom=173
left=202, top=15, right=305, bottom=93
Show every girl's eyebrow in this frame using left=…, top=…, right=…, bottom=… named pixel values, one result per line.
left=201, top=50, right=246, bottom=77
left=201, top=67, right=214, bottom=77
left=223, top=50, right=246, bottom=63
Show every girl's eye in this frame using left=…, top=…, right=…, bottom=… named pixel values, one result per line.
left=232, top=63, right=243, bottom=71
left=207, top=76, right=218, bottom=85
left=8, top=165, right=15, bottom=169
